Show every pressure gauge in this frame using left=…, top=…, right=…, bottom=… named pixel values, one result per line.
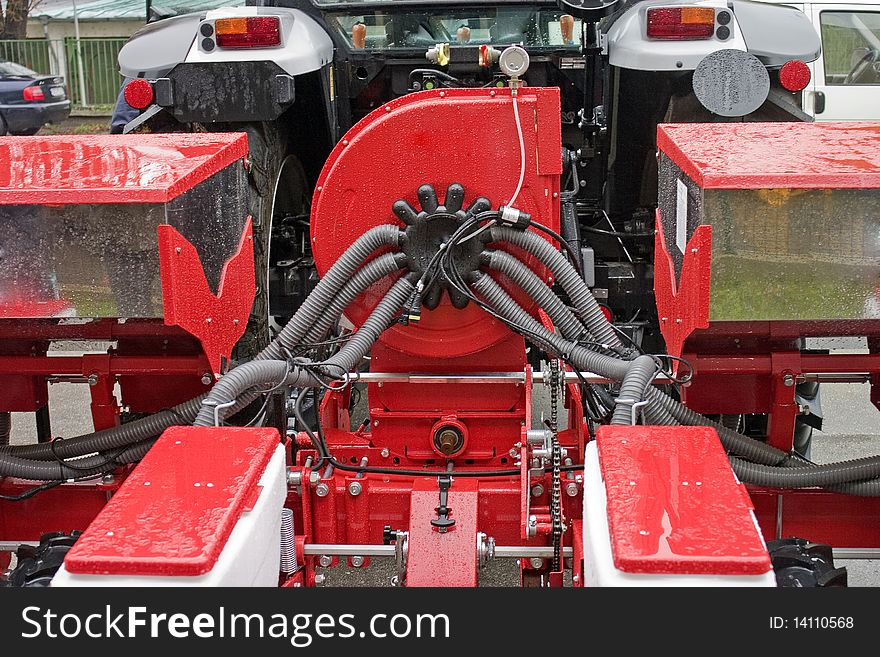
left=499, top=46, right=530, bottom=79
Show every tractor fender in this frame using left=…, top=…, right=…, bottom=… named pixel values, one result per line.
left=182, top=7, right=333, bottom=77
left=118, top=7, right=332, bottom=81
left=605, top=0, right=819, bottom=72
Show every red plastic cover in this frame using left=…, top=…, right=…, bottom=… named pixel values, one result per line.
left=596, top=425, right=771, bottom=575
left=64, top=426, right=279, bottom=577
left=0, top=133, right=247, bottom=204
left=658, top=122, right=880, bottom=189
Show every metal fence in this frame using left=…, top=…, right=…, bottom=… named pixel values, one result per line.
left=0, top=37, right=126, bottom=109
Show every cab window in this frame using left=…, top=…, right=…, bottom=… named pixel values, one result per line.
left=820, top=11, right=880, bottom=85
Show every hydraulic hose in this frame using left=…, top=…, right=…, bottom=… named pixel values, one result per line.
left=480, top=249, right=586, bottom=342
left=488, top=226, right=621, bottom=349
left=1, top=225, right=404, bottom=466
left=611, top=355, right=658, bottom=425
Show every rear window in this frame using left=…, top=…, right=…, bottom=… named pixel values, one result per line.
left=0, top=60, right=37, bottom=77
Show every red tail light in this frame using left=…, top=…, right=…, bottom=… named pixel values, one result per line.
left=23, top=85, right=45, bottom=102
left=779, top=60, right=811, bottom=92
left=215, top=16, right=281, bottom=48
left=647, top=7, right=716, bottom=40
left=124, top=78, right=154, bottom=109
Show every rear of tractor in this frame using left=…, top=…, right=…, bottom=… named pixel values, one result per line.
left=1, top=0, right=877, bottom=587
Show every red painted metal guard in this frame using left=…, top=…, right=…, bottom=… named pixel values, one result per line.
left=596, top=425, right=771, bottom=576
left=0, top=133, right=248, bottom=204
left=64, top=426, right=279, bottom=577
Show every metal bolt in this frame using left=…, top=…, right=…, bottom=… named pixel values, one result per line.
left=309, top=471, right=321, bottom=486
left=509, top=447, right=519, bottom=458
left=287, top=468, right=302, bottom=487
left=351, top=555, right=365, bottom=568
left=316, top=482, right=330, bottom=497
left=380, top=448, right=390, bottom=458
left=174, top=247, right=181, bottom=254
left=314, top=573, right=326, bottom=586
left=783, top=374, right=795, bottom=387
left=205, top=317, right=212, bottom=324
left=318, top=555, right=333, bottom=567
left=573, top=574, right=580, bottom=584
left=87, top=373, right=98, bottom=386
left=348, top=481, right=362, bottom=496
left=373, top=420, right=379, bottom=427
left=565, top=482, right=579, bottom=497
left=530, top=484, right=545, bottom=498
left=101, top=473, right=115, bottom=485
left=201, top=373, right=213, bottom=385
left=529, top=557, right=544, bottom=569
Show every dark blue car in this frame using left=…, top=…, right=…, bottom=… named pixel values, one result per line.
left=0, top=60, right=70, bottom=136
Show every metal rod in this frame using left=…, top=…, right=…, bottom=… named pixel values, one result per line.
left=354, top=371, right=672, bottom=385
left=303, top=543, right=573, bottom=559
left=833, top=548, right=880, bottom=560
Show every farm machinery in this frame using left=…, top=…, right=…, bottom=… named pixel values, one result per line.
left=1, top=0, right=879, bottom=586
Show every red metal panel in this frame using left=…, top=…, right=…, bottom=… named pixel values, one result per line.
left=310, top=87, right=562, bottom=360
left=596, top=425, right=771, bottom=575
left=0, top=133, right=248, bottom=205
left=64, top=426, right=279, bottom=577
left=406, top=478, right=479, bottom=587
left=751, top=488, right=880, bottom=548
left=657, top=123, right=880, bottom=189
left=653, top=215, right=711, bottom=360
left=158, top=218, right=255, bottom=375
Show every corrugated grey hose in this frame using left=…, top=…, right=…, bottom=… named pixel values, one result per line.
left=480, top=250, right=586, bottom=341
left=472, top=272, right=800, bottom=461
left=730, top=457, right=880, bottom=496
left=195, top=275, right=417, bottom=427
left=473, top=270, right=880, bottom=492
left=610, top=355, right=659, bottom=426
left=0, top=412, right=10, bottom=446
left=302, top=251, right=409, bottom=344
left=0, top=439, right=155, bottom=481
left=259, top=225, right=404, bottom=361
left=0, top=226, right=404, bottom=467
left=488, top=226, right=622, bottom=349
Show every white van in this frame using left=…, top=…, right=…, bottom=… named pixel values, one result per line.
left=761, top=0, right=880, bottom=119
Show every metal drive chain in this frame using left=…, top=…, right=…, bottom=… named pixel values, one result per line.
left=549, top=359, right=564, bottom=572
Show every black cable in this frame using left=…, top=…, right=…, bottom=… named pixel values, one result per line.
left=582, top=225, right=654, bottom=239
left=0, top=479, right=63, bottom=501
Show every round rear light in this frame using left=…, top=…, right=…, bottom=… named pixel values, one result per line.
left=599, top=304, right=613, bottom=323
left=124, top=79, right=154, bottom=110
left=779, top=60, right=811, bottom=92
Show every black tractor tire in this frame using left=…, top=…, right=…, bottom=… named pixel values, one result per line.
left=10, top=127, right=40, bottom=136
left=232, top=121, right=309, bottom=361
left=767, top=538, right=847, bottom=587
